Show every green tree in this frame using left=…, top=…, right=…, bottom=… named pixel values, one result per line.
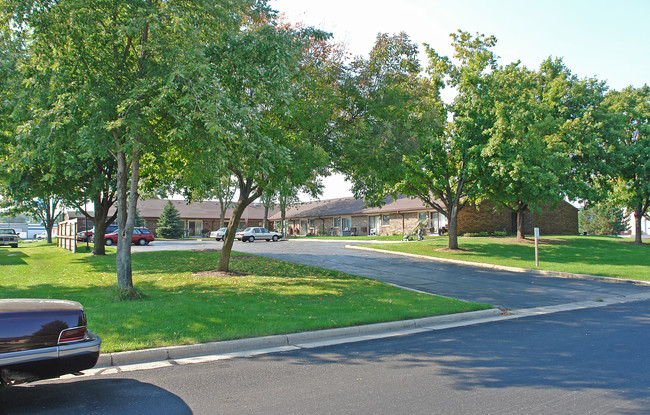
left=0, top=196, right=62, bottom=242
left=605, top=85, right=650, bottom=244
left=156, top=201, right=184, bottom=239
left=3, top=0, right=262, bottom=292
left=475, top=59, right=605, bottom=239
left=335, top=31, right=497, bottom=250
left=0, top=9, right=119, bottom=254
left=579, top=203, right=629, bottom=235
left=134, top=208, right=146, bottom=228
left=166, top=20, right=336, bottom=271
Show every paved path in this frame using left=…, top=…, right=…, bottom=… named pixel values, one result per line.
left=138, top=239, right=650, bottom=310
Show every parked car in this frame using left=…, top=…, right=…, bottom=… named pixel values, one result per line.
left=0, top=298, right=101, bottom=387
left=209, top=227, right=228, bottom=241
left=104, top=227, right=154, bottom=246
left=77, top=224, right=118, bottom=242
left=0, top=228, right=19, bottom=248
left=235, top=227, right=282, bottom=242
left=209, top=227, right=242, bottom=241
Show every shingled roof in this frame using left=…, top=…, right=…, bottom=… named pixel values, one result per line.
left=136, top=199, right=274, bottom=220
left=269, top=195, right=433, bottom=220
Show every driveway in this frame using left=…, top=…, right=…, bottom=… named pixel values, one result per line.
left=136, top=239, right=650, bottom=310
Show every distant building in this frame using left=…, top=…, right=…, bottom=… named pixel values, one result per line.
left=269, top=195, right=578, bottom=237
left=65, top=199, right=279, bottom=238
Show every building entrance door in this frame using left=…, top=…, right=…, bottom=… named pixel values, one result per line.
left=187, top=221, right=203, bottom=237
left=368, top=216, right=379, bottom=235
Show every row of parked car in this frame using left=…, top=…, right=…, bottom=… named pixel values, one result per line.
left=76, top=226, right=154, bottom=246
left=74, top=225, right=282, bottom=245
left=209, top=227, right=283, bottom=242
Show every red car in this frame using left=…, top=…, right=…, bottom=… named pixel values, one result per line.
left=104, top=227, right=154, bottom=246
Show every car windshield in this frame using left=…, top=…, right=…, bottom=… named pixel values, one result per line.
left=0, top=229, right=16, bottom=234
left=242, top=228, right=253, bottom=232
left=218, top=228, right=227, bottom=232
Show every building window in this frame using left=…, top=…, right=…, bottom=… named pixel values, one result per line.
left=382, top=215, right=390, bottom=226
left=418, top=212, right=428, bottom=224
left=334, top=217, right=341, bottom=228
left=341, top=217, right=351, bottom=231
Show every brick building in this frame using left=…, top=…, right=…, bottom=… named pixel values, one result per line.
left=65, top=199, right=278, bottom=238
left=457, top=201, right=579, bottom=235
left=270, top=195, right=578, bottom=237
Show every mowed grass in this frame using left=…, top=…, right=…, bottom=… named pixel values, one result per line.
left=286, top=235, right=406, bottom=241
left=370, top=235, right=650, bottom=281
left=0, top=243, right=490, bottom=353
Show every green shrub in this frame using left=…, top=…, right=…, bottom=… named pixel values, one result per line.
left=156, top=201, right=184, bottom=238
left=579, top=203, right=629, bottom=235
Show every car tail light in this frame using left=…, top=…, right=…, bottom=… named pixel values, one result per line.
left=58, top=327, right=87, bottom=344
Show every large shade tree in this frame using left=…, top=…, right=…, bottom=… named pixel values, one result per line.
left=158, top=19, right=337, bottom=271
left=605, top=85, right=650, bottom=244
left=476, top=59, right=609, bottom=239
left=2, top=0, right=265, bottom=292
left=0, top=8, right=118, bottom=253
left=335, top=31, right=500, bottom=250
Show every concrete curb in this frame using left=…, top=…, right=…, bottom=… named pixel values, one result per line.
left=346, top=244, right=650, bottom=286
left=95, top=308, right=502, bottom=368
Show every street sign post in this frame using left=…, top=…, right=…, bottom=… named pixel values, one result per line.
left=534, top=227, right=540, bottom=267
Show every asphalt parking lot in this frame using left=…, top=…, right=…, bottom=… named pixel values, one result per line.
left=135, top=239, right=650, bottom=310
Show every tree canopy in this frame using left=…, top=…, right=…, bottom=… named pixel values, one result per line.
left=605, top=85, right=650, bottom=243
left=1, top=0, right=268, bottom=291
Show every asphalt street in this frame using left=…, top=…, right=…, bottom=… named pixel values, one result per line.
left=3, top=300, right=649, bottom=414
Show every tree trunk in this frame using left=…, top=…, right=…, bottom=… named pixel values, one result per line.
left=263, top=205, right=269, bottom=229
left=93, top=216, right=107, bottom=251
left=218, top=184, right=263, bottom=272
left=219, top=202, right=246, bottom=272
left=115, top=146, right=140, bottom=290
left=219, top=204, right=227, bottom=228
left=91, top=196, right=110, bottom=255
left=42, top=198, right=60, bottom=244
left=517, top=211, right=525, bottom=239
left=44, top=201, right=55, bottom=244
left=634, top=204, right=644, bottom=244
left=516, top=202, right=529, bottom=240
left=447, top=203, right=459, bottom=250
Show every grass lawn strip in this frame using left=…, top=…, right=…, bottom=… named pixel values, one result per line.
left=368, top=235, right=649, bottom=282
left=0, top=243, right=490, bottom=353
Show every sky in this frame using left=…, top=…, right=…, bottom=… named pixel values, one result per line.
left=269, top=0, right=650, bottom=201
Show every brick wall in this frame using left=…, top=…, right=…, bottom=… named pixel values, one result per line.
left=378, top=212, right=423, bottom=236
left=528, top=202, right=579, bottom=235
left=457, top=203, right=511, bottom=234
left=458, top=201, right=578, bottom=236
left=352, top=216, right=369, bottom=235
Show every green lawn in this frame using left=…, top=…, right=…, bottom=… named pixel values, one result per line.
left=286, top=235, right=406, bottom=241
left=369, top=235, right=650, bottom=281
left=0, top=243, right=489, bottom=353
